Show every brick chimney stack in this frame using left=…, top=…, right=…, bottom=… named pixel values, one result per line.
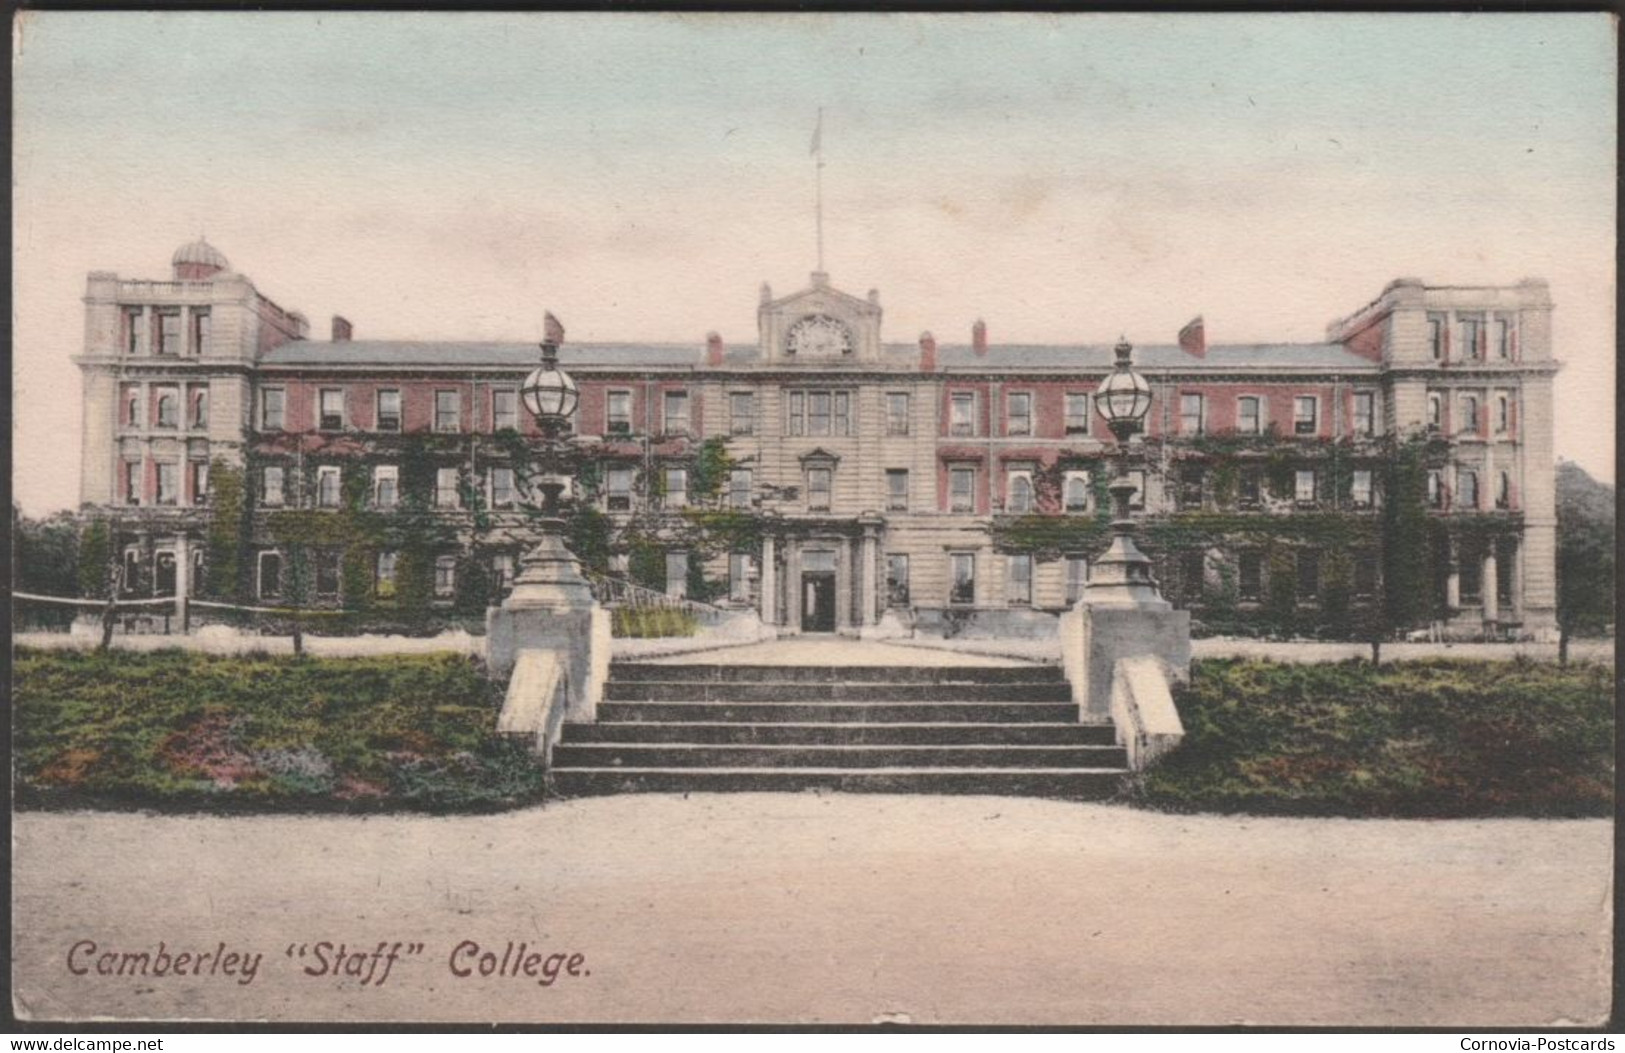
left=918, top=331, right=938, bottom=373
left=972, top=318, right=988, bottom=357
left=331, top=316, right=353, bottom=342
left=1178, top=316, right=1206, bottom=358
left=705, top=331, right=725, bottom=367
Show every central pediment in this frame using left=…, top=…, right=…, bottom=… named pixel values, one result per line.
left=757, top=271, right=883, bottom=363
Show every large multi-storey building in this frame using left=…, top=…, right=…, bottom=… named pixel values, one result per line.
left=75, top=238, right=1559, bottom=638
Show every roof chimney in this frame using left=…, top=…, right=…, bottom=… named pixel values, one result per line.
left=705, top=331, right=725, bottom=367
left=918, top=331, right=938, bottom=373
left=972, top=318, right=988, bottom=357
left=1178, top=315, right=1206, bottom=358
left=331, top=315, right=353, bottom=342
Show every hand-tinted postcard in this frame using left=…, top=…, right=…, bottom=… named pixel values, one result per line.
left=11, top=11, right=1615, bottom=1028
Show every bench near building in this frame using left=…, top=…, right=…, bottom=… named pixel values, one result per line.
left=75, top=238, right=1559, bottom=641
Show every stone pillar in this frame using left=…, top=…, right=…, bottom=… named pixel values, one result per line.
left=786, top=544, right=803, bottom=633
left=759, top=535, right=777, bottom=626
left=834, top=542, right=852, bottom=633
left=1511, top=540, right=1525, bottom=622
left=1446, top=540, right=1462, bottom=611
left=172, top=534, right=190, bottom=633
left=859, top=527, right=878, bottom=627
left=1481, top=548, right=1499, bottom=629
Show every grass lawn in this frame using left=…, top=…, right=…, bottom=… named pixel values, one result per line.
left=13, top=647, right=543, bottom=813
left=1129, top=657, right=1615, bottom=818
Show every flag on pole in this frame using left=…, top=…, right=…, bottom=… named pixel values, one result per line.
left=810, top=109, right=822, bottom=156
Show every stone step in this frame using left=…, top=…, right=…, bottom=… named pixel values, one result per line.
left=595, top=701, right=1081, bottom=724
left=551, top=743, right=1130, bottom=770
left=549, top=767, right=1126, bottom=798
left=608, top=662, right=1064, bottom=684
left=603, top=680, right=1074, bottom=703
left=564, top=721, right=1118, bottom=746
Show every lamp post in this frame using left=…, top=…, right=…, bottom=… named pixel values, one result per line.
left=1087, top=337, right=1167, bottom=608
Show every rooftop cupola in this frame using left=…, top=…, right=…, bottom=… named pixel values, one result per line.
left=172, top=237, right=230, bottom=281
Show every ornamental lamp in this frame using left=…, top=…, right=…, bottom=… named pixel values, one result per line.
left=1095, top=337, right=1153, bottom=442
left=520, top=312, right=578, bottom=426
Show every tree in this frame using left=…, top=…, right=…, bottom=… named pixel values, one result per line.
left=14, top=506, right=82, bottom=630
left=1556, top=461, right=1614, bottom=664
left=1379, top=435, right=1439, bottom=654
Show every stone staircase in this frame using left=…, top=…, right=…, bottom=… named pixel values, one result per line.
left=549, top=660, right=1128, bottom=798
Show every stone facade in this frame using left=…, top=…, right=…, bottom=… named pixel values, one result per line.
left=73, top=244, right=1560, bottom=639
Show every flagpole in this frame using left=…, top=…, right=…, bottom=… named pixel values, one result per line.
left=814, top=107, right=825, bottom=273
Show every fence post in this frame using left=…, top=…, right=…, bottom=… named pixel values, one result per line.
left=173, top=535, right=191, bottom=634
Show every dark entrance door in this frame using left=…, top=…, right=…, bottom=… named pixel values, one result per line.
left=802, top=572, right=836, bottom=632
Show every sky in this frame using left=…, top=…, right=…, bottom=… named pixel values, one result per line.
left=12, top=11, right=1616, bottom=514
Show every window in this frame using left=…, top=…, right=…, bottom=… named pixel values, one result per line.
left=886, top=554, right=910, bottom=607
left=317, top=466, right=342, bottom=508
left=155, top=388, right=179, bottom=429
left=124, top=388, right=140, bottom=427
left=1065, top=393, right=1091, bottom=435
left=436, top=467, right=461, bottom=509
left=1063, top=471, right=1091, bottom=513
left=1126, top=470, right=1146, bottom=511
left=374, top=466, right=399, bottom=508
left=122, top=548, right=141, bottom=594
left=665, top=551, right=689, bottom=598
left=1006, top=469, right=1034, bottom=514
left=1457, top=469, right=1478, bottom=510
left=886, top=393, right=910, bottom=436
left=1427, top=470, right=1445, bottom=509
left=490, top=467, right=516, bottom=508
left=376, top=390, right=401, bottom=432
left=261, top=389, right=286, bottom=431
left=1427, top=393, right=1443, bottom=431
left=1353, top=549, right=1378, bottom=598
left=1496, top=470, right=1512, bottom=510
left=492, top=553, right=515, bottom=590
left=1496, top=538, right=1516, bottom=605
left=492, top=390, right=518, bottom=432
left=1293, top=396, right=1318, bottom=435
left=1239, top=551, right=1263, bottom=602
left=1237, top=396, right=1261, bottom=435
left=192, top=310, right=211, bottom=356
left=1351, top=470, right=1373, bottom=508
left=1353, top=392, right=1375, bottom=437
left=257, top=551, right=283, bottom=600
left=728, top=553, right=755, bottom=603
left=949, top=466, right=976, bottom=513
left=262, top=466, right=285, bottom=506
left=949, top=553, right=976, bottom=606
left=606, top=391, right=632, bottom=435
left=1495, top=316, right=1514, bottom=359
left=1180, top=393, right=1205, bottom=435
left=1428, top=312, right=1446, bottom=360
left=315, top=551, right=342, bottom=600
left=1239, top=466, right=1263, bottom=508
left=156, top=311, right=181, bottom=355
left=1007, top=392, right=1033, bottom=436
left=190, top=461, right=209, bottom=505
left=1295, top=469, right=1317, bottom=505
left=886, top=469, right=909, bottom=512
left=125, top=308, right=143, bottom=355
left=1181, top=550, right=1206, bottom=603
left=730, top=392, right=755, bottom=436
left=1459, top=395, right=1479, bottom=436
left=1178, top=465, right=1205, bottom=511
left=606, top=467, right=634, bottom=511
left=191, top=388, right=209, bottom=429
left=1006, top=554, right=1033, bottom=606
left=663, top=390, right=690, bottom=435
left=787, top=392, right=804, bottom=436
left=1460, top=315, right=1484, bottom=360
left=1460, top=550, right=1483, bottom=603
left=434, top=390, right=461, bottom=433
left=1297, top=551, right=1321, bottom=602
left=728, top=469, right=752, bottom=510
left=809, top=392, right=831, bottom=435
left=376, top=551, right=398, bottom=598
left=434, top=555, right=457, bottom=599
left=319, top=388, right=345, bottom=431
left=662, top=467, right=688, bottom=508
left=155, top=462, right=178, bottom=506
left=1065, top=556, right=1090, bottom=604
left=806, top=467, right=833, bottom=511
left=1496, top=393, right=1510, bottom=433
left=949, top=392, right=977, bottom=436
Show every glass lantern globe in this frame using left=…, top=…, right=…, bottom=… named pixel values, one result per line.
left=1095, top=338, right=1153, bottom=432
left=520, top=344, right=579, bottom=425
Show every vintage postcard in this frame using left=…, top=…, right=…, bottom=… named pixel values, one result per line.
left=10, top=11, right=1615, bottom=1029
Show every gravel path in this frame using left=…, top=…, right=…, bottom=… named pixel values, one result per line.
left=12, top=798, right=1610, bottom=1026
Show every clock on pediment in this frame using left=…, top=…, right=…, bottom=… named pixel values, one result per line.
left=785, top=314, right=854, bottom=357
